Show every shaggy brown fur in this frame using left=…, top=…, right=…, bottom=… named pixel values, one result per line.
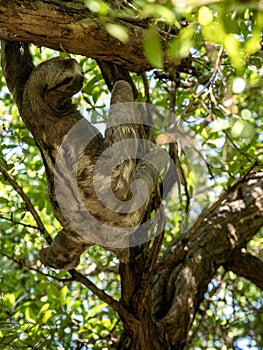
left=1, top=41, right=164, bottom=269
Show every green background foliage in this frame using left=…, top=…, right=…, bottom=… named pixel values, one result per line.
left=0, top=0, right=262, bottom=348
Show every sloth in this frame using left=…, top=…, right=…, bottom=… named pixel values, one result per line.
left=1, top=41, right=167, bottom=269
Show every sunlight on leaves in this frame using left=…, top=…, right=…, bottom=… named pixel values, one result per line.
left=143, top=26, right=163, bottom=68
left=168, top=25, right=196, bottom=58
left=84, top=0, right=109, bottom=14
left=105, top=23, right=129, bottom=44
left=231, top=119, right=255, bottom=140
left=142, top=4, right=176, bottom=24
left=198, top=6, right=213, bottom=26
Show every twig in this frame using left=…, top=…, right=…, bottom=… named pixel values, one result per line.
left=0, top=322, right=20, bottom=325
left=179, top=46, right=224, bottom=119
left=0, top=250, right=71, bottom=282
left=0, top=214, right=40, bottom=231
left=141, top=72, right=151, bottom=103
left=133, top=205, right=165, bottom=317
left=147, top=205, right=166, bottom=273
left=169, top=80, right=177, bottom=118
left=224, top=131, right=255, bottom=163
left=0, top=249, right=136, bottom=323
left=0, top=164, right=52, bottom=245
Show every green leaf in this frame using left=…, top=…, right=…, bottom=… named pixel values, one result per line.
left=3, top=293, right=16, bottom=309
left=39, top=303, right=50, bottom=314
left=168, top=26, right=196, bottom=59
left=143, top=4, right=176, bottom=25
left=0, top=196, right=9, bottom=205
left=143, top=26, right=163, bottom=68
left=22, top=136, right=35, bottom=146
left=105, top=23, right=129, bottom=44
left=0, top=333, right=19, bottom=346
left=25, top=306, right=35, bottom=323
left=231, top=120, right=255, bottom=140
left=42, top=309, right=53, bottom=323
left=224, top=34, right=243, bottom=71
left=59, top=285, right=69, bottom=301
left=245, top=32, right=261, bottom=55
left=198, top=6, right=213, bottom=26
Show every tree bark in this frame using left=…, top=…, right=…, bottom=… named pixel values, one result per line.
left=118, top=171, right=263, bottom=349
left=0, top=0, right=183, bottom=73
left=224, top=250, right=263, bottom=290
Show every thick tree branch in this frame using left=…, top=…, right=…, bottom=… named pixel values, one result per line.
left=224, top=249, right=263, bottom=290
left=151, top=170, right=263, bottom=348
left=0, top=0, right=183, bottom=73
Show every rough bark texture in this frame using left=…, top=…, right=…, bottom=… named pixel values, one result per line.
left=151, top=171, right=263, bottom=348
left=0, top=0, right=183, bottom=73
left=0, top=2, right=262, bottom=349
left=118, top=171, right=263, bottom=349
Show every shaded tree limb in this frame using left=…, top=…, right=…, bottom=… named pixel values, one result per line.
left=149, top=170, right=263, bottom=348
left=224, top=249, right=263, bottom=290
left=115, top=170, right=263, bottom=349
left=97, top=59, right=138, bottom=98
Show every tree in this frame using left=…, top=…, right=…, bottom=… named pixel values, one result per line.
left=0, top=0, right=262, bottom=349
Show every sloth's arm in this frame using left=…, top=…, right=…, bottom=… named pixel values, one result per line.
left=1, top=41, right=34, bottom=113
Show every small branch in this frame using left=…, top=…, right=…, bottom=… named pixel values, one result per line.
left=169, top=80, right=177, bottom=119
left=0, top=250, right=71, bottom=282
left=0, top=164, right=52, bottom=245
left=1, top=249, right=137, bottom=323
left=0, top=213, right=40, bottom=231
left=224, top=249, right=263, bottom=290
left=147, top=206, right=166, bottom=274
left=179, top=46, right=224, bottom=119
left=128, top=205, right=166, bottom=319
left=141, top=72, right=151, bottom=103
left=69, top=269, right=138, bottom=324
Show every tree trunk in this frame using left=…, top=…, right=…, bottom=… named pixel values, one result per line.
left=117, top=171, right=263, bottom=349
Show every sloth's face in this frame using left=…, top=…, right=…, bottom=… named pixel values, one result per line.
left=28, top=56, right=84, bottom=110
left=42, top=57, right=84, bottom=96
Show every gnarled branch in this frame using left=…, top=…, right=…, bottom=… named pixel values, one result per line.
left=224, top=249, right=263, bottom=290
left=0, top=0, right=184, bottom=73
left=150, top=170, right=263, bottom=348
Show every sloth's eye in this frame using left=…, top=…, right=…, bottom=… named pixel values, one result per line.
left=53, top=77, right=73, bottom=90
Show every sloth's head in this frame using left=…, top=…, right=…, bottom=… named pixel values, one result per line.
left=25, top=56, right=84, bottom=112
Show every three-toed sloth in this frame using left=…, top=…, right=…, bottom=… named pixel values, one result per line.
left=1, top=41, right=167, bottom=269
